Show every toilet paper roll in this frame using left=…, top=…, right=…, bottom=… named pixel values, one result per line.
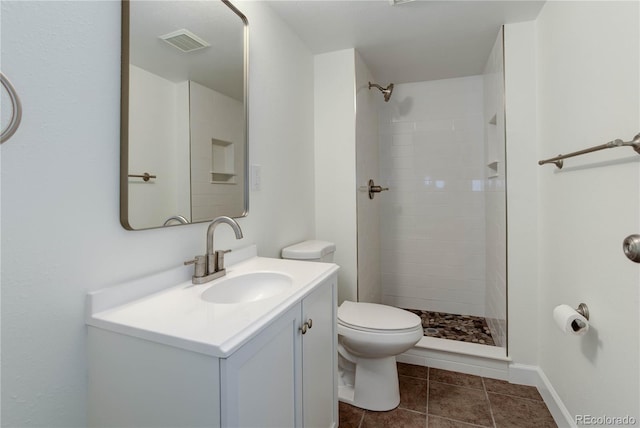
left=553, top=304, right=589, bottom=335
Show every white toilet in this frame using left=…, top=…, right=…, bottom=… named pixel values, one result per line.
left=281, top=240, right=424, bottom=411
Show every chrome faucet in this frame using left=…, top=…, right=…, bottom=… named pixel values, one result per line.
left=185, top=216, right=244, bottom=284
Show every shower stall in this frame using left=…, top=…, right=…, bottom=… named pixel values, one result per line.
left=356, top=30, right=507, bottom=357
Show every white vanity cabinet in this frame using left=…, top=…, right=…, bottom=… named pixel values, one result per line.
left=221, top=277, right=337, bottom=427
left=88, top=268, right=337, bottom=428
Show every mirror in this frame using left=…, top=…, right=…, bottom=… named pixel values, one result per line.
left=120, top=0, right=248, bottom=230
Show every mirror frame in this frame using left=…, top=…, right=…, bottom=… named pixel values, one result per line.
left=120, top=0, right=249, bottom=230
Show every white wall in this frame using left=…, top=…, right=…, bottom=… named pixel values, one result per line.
left=534, top=1, right=639, bottom=420
left=354, top=51, right=381, bottom=304
left=503, top=21, right=539, bottom=366
left=0, top=1, right=315, bottom=426
left=378, top=76, right=487, bottom=317
left=314, top=49, right=358, bottom=304
left=483, top=29, right=507, bottom=349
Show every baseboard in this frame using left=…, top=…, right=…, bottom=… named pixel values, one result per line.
left=508, top=363, right=575, bottom=428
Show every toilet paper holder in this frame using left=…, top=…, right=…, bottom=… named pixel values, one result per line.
left=554, top=303, right=590, bottom=335
left=575, top=303, right=590, bottom=320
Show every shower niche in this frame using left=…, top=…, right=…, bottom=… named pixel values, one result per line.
left=210, top=138, right=237, bottom=184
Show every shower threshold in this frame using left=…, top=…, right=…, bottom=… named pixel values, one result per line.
left=402, top=309, right=497, bottom=347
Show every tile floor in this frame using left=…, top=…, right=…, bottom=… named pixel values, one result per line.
left=338, top=363, right=557, bottom=428
left=403, top=309, right=496, bottom=346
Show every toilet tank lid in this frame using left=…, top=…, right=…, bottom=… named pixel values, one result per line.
left=282, top=240, right=336, bottom=260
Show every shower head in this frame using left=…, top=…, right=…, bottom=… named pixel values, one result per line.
left=368, top=82, right=394, bottom=102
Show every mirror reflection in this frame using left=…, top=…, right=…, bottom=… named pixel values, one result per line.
left=121, top=0, right=248, bottom=230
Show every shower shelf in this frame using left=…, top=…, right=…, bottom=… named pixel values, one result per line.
left=487, top=160, right=499, bottom=178
left=210, top=172, right=236, bottom=184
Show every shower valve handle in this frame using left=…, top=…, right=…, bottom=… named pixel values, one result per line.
left=368, top=179, right=389, bottom=199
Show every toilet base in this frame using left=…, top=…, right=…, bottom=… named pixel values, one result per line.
left=338, top=355, right=400, bottom=411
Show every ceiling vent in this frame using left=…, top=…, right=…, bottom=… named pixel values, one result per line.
left=159, top=29, right=210, bottom=53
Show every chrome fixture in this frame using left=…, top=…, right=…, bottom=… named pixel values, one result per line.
left=623, top=234, right=640, bottom=263
left=538, top=132, right=640, bottom=169
left=368, top=82, right=394, bottom=102
left=163, top=215, right=189, bottom=226
left=299, top=318, right=313, bottom=334
left=128, top=172, right=157, bottom=182
left=368, top=179, right=389, bottom=199
left=569, top=303, right=590, bottom=332
left=185, top=216, right=244, bottom=284
left=1, top=72, right=23, bottom=143
left=575, top=303, right=590, bottom=320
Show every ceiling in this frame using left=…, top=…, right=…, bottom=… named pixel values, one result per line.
left=267, top=0, right=546, bottom=84
left=129, top=0, right=245, bottom=100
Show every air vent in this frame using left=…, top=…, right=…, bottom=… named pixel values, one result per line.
left=159, top=29, right=210, bottom=53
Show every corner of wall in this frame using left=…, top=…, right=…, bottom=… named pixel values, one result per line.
left=503, top=20, right=540, bottom=366
left=313, top=49, right=358, bottom=303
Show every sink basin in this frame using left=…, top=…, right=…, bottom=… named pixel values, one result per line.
left=201, top=272, right=293, bottom=304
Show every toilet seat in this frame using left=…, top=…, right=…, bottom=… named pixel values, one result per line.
left=338, top=301, right=422, bottom=333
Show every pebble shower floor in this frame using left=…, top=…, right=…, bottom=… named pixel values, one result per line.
left=402, top=309, right=496, bottom=346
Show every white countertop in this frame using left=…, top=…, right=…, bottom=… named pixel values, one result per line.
left=87, top=246, right=339, bottom=358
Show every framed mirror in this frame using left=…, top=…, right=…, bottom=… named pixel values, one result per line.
left=120, top=0, right=248, bottom=230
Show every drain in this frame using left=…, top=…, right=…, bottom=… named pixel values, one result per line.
left=425, top=328, right=439, bottom=335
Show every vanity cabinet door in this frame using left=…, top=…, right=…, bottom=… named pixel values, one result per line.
left=220, top=304, right=302, bottom=427
left=220, top=274, right=338, bottom=428
left=301, top=278, right=337, bottom=428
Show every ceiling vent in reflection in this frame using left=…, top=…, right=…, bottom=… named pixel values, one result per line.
left=159, top=29, right=210, bottom=53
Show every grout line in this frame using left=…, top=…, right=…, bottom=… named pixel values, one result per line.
left=399, top=373, right=428, bottom=381
left=482, top=377, right=498, bottom=428
left=358, top=409, right=365, bottom=428
left=426, top=366, right=430, bottom=417
left=429, top=379, right=485, bottom=392
left=398, top=407, right=428, bottom=416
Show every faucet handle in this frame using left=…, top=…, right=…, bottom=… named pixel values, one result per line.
left=184, top=255, right=206, bottom=278
left=214, top=249, right=232, bottom=271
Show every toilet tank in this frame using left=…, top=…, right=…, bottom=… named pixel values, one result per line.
left=281, top=240, right=336, bottom=263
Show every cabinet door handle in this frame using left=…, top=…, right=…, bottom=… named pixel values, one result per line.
left=299, top=319, right=313, bottom=334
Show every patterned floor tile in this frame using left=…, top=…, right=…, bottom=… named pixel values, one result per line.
left=488, top=393, right=557, bottom=428
left=430, top=368, right=484, bottom=390
left=428, top=382, right=493, bottom=427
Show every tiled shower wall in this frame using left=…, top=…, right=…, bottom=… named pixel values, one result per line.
left=189, top=81, right=245, bottom=222
left=379, top=76, right=487, bottom=317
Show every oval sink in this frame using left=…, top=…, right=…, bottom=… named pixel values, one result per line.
left=201, top=272, right=293, bottom=304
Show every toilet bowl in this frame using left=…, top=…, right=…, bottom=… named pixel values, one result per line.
left=337, top=301, right=423, bottom=411
left=281, top=240, right=423, bottom=411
